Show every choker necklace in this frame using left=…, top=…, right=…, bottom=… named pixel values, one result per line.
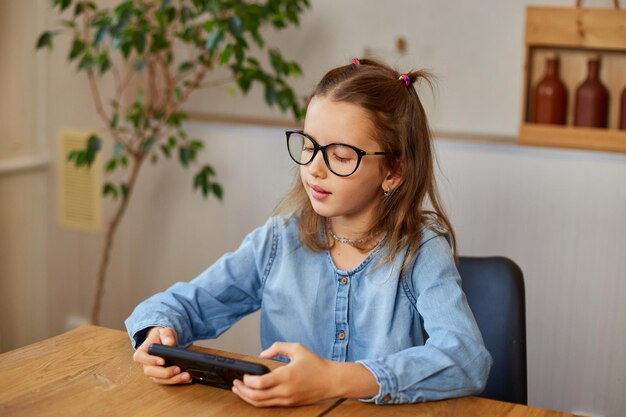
left=326, top=219, right=384, bottom=246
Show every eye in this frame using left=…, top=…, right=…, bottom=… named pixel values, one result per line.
left=302, top=138, right=315, bottom=153
left=331, top=146, right=355, bottom=163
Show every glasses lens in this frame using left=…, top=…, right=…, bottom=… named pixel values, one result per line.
left=287, top=132, right=315, bottom=165
left=326, top=144, right=359, bottom=176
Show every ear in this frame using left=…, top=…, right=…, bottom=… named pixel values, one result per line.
left=381, top=166, right=403, bottom=194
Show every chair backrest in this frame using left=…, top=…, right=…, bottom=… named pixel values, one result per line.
left=458, top=256, right=527, bottom=405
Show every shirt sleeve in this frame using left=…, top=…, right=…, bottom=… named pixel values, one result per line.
left=357, top=233, right=493, bottom=404
left=124, top=217, right=278, bottom=349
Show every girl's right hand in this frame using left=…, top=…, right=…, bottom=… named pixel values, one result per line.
left=132, top=326, right=192, bottom=385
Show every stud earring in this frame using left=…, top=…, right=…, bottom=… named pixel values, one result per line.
left=383, top=187, right=390, bottom=197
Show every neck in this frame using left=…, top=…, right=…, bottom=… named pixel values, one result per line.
left=326, top=218, right=383, bottom=247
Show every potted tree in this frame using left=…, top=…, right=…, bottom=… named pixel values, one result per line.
left=37, top=0, right=309, bottom=324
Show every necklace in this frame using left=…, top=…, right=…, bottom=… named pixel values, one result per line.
left=326, top=219, right=384, bottom=246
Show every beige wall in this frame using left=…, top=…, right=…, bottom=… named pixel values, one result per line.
left=0, top=0, right=48, bottom=351
left=1, top=0, right=624, bottom=416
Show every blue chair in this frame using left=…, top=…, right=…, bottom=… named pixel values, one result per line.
left=458, top=256, right=527, bottom=405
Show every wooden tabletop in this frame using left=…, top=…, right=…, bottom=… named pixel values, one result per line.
left=0, top=326, right=576, bottom=417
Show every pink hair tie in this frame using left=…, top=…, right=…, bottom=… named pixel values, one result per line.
left=351, top=58, right=360, bottom=65
left=398, top=74, right=412, bottom=86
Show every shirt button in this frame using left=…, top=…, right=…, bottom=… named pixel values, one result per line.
left=337, top=331, right=346, bottom=340
left=382, top=394, right=392, bottom=403
left=340, top=276, right=348, bottom=285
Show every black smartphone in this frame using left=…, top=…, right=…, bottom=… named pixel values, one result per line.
left=147, top=343, right=271, bottom=390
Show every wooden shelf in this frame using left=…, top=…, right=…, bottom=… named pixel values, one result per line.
left=520, top=123, right=626, bottom=153
left=519, top=6, right=626, bottom=153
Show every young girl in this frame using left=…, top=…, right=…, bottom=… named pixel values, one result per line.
left=126, top=58, right=492, bottom=406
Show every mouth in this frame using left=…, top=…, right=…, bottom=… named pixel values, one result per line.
left=309, top=183, right=331, bottom=201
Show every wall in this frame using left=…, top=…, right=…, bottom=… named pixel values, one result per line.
left=437, top=139, right=626, bottom=417
left=0, top=0, right=48, bottom=351
left=3, top=0, right=622, bottom=416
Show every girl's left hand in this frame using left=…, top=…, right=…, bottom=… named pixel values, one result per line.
left=231, top=342, right=341, bottom=407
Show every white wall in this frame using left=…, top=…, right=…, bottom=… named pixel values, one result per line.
left=0, top=0, right=621, bottom=416
left=436, top=139, right=626, bottom=417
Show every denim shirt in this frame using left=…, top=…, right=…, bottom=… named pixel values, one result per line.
left=125, top=216, right=492, bottom=404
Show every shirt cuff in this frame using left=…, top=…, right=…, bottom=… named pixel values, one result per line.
left=355, top=359, right=399, bottom=404
left=125, top=319, right=184, bottom=350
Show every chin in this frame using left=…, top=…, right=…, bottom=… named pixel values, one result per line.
left=308, top=199, right=334, bottom=218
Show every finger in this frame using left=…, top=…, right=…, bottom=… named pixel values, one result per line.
left=133, top=348, right=165, bottom=366
left=152, top=371, right=192, bottom=385
left=232, top=379, right=290, bottom=407
left=156, top=327, right=177, bottom=346
left=134, top=327, right=177, bottom=366
left=144, top=365, right=183, bottom=379
left=259, top=342, right=300, bottom=359
left=242, top=370, right=282, bottom=390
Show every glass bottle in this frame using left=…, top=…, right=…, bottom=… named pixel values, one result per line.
left=574, top=57, right=610, bottom=128
left=532, top=55, right=568, bottom=125
left=619, top=87, right=626, bottom=130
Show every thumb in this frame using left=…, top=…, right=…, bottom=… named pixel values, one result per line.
left=158, top=327, right=178, bottom=346
left=259, top=341, right=299, bottom=359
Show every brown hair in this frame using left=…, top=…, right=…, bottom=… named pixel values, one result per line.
left=275, top=58, right=456, bottom=268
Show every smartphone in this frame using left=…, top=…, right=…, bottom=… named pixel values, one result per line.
left=147, top=343, right=271, bottom=390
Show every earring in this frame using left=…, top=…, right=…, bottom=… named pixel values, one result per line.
left=383, top=187, right=390, bottom=197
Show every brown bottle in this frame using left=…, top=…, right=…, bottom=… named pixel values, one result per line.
left=574, top=57, right=609, bottom=128
left=619, top=87, right=626, bottom=130
left=533, top=55, right=568, bottom=125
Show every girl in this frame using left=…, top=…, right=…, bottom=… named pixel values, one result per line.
left=126, top=58, right=492, bottom=406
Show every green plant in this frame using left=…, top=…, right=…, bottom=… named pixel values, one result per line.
left=37, top=0, right=309, bottom=325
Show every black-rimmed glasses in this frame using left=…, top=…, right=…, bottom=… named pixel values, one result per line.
left=286, top=130, right=395, bottom=177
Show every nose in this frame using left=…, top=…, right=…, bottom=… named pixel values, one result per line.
left=307, top=150, right=327, bottom=178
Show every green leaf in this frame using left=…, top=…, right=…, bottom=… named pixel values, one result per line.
left=36, top=31, right=57, bottom=50
left=142, top=135, right=158, bottom=151
left=53, top=0, right=72, bottom=12
left=150, top=32, right=168, bottom=53
left=94, top=23, right=110, bottom=46
left=264, top=83, right=277, bottom=105
left=103, top=183, right=118, bottom=200
left=120, top=183, right=129, bottom=201
left=269, top=49, right=286, bottom=75
left=74, top=2, right=85, bottom=17
left=205, top=27, right=224, bottom=52
left=227, top=16, right=243, bottom=36
left=178, top=61, right=193, bottom=72
left=189, top=140, right=203, bottom=152
left=211, top=182, right=223, bottom=200
left=105, top=158, right=117, bottom=173
left=179, top=147, right=191, bottom=167
left=219, top=44, right=233, bottom=65
left=85, top=134, right=102, bottom=166
left=97, top=53, right=111, bottom=74
left=68, top=39, right=85, bottom=61
left=78, top=53, right=94, bottom=71
left=67, top=150, right=82, bottom=165
left=113, top=141, right=123, bottom=157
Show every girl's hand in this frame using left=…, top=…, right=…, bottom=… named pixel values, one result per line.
left=132, top=327, right=192, bottom=385
left=232, top=342, right=378, bottom=407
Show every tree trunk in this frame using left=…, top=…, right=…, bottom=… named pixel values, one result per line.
left=90, top=156, right=144, bottom=325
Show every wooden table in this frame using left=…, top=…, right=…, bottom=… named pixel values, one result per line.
left=0, top=326, right=575, bottom=416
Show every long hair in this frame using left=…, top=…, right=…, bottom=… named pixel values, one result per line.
left=275, top=58, right=456, bottom=268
